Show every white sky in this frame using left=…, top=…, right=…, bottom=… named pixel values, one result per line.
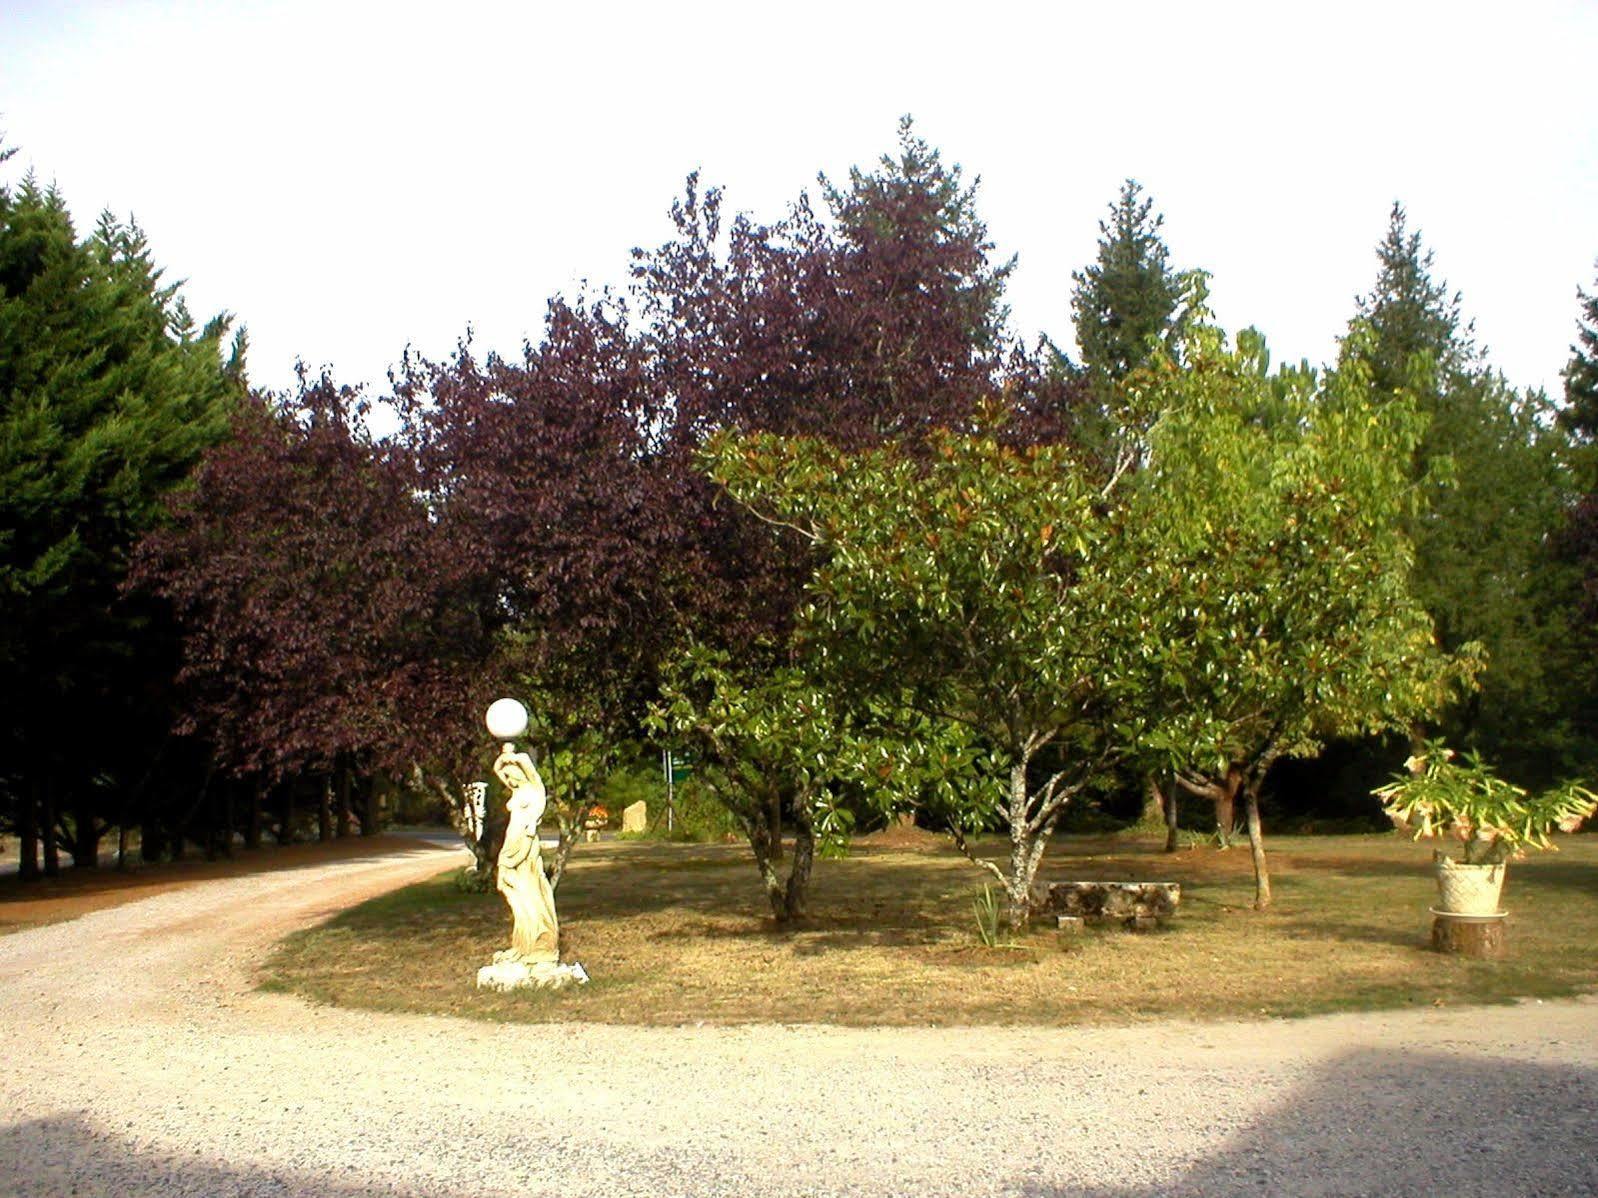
left=5, top=0, right=1596, bottom=405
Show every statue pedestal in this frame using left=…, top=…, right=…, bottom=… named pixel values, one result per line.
left=476, top=959, right=589, bottom=991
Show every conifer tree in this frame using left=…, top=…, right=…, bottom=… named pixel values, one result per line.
left=1342, top=204, right=1578, bottom=781
left=1070, top=179, right=1198, bottom=384
left=0, top=156, right=244, bottom=875
left=1561, top=264, right=1598, bottom=448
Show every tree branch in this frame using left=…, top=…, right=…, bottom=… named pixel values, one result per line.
left=947, top=822, right=1006, bottom=885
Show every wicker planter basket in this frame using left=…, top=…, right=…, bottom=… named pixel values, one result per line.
left=1433, top=853, right=1506, bottom=916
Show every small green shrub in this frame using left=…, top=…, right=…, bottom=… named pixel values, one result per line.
left=452, top=864, right=495, bottom=893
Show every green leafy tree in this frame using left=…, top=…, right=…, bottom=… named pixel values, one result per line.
left=0, top=163, right=244, bottom=876
left=1068, top=180, right=1207, bottom=837
left=1131, top=323, right=1477, bottom=907
left=1559, top=264, right=1598, bottom=771
left=706, top=423, right=1147, bottom=929
left=650, top=642, right=869, bottom=924
left=633, top=121, right=1021, bottom=919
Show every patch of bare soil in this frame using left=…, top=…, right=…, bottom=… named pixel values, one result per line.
left=855, top=815, right=946, bottom=850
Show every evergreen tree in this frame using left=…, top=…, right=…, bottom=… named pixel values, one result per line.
left=1559, top=264, right=1598, bottom=772
left=1067, top=180, right=1206, bottom=488
left=0, top=159, right=244, bottom=875
left=1070, top=179, right=1198, bottom=384
left=1353, top=203, right=1475, bottom=397
left=1340, top=204, right=1580, bottom=782
left=1561, top=264, right=1598, bottom=448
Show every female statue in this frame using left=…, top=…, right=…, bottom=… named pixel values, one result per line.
left=491, top=744, right=559, bottom=965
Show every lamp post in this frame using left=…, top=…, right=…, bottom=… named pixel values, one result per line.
left=485, top=697, right=529, bottom=746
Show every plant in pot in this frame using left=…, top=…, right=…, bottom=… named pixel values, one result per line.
left=1375, top=741, right=1598, bottom=916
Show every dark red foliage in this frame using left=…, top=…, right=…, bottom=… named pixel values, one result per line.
left=393, top=298, right=689, bottom=711
left=627, top=124, right=1034, bottom=651
left=139, top=124, right=1080, bottom=791
left=135, top=374, right=484, bottom=779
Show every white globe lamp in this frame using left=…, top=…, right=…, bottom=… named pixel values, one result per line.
left=485, top=697, right=529, bottom=742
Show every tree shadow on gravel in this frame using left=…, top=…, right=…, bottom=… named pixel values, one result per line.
left=0, top=1113, right=420, bottom=1198
left=1019, top=1047, right=1598, bottom=1198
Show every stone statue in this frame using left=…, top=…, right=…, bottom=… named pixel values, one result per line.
left=490, top=744, right=559, bottom=965
left=475, top=738, right=588, bottom=991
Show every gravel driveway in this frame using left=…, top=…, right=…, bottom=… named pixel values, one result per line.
left=2, top=842, right=1595, bottom=1198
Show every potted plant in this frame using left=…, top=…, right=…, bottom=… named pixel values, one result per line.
left=1375, top=741, right=1597, bottom=915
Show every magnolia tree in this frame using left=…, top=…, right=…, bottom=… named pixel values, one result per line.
left=649, top=642, right=878, bottom=923
left=706, top=423, right=1148, bottom=929
left=1128, top=324, right=1478, bottom=908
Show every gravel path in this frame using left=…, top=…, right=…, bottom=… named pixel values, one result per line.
left=2, top=843, right=1595, bottom=1198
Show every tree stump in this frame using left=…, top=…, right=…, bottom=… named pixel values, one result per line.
left=1431, top=911, right=1505, bottom=959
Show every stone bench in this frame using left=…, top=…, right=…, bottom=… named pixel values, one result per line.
left=1033, top=881, right=1180, bottom=931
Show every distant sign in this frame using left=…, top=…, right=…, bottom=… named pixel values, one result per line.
left=669, top=751, right=694, bottom=783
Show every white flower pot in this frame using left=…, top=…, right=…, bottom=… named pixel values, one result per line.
left=1434, top=854, right=1506, bottom=916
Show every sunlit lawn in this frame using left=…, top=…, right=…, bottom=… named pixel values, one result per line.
left=261, top=832, right=1598, bottom=1026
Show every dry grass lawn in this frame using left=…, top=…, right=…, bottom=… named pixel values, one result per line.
left=262, top=832, right=1598, bottom=1026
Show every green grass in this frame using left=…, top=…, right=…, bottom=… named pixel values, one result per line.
left=261, top=832, right=1598, bottom=1026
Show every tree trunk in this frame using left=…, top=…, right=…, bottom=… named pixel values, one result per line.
left=73, top=802, right=100, bottom=869
left=42, top=779, right=60, bottom=877
left=19, top=778, right=40, bottom=882
left=1432, top=912, right=1504, bottom=958
left=764, top=787, right=783, bottom=864
left=278, top=779, right=297, bottom=844
left=317, top=774, right=332, bottom=843
left=116, top=821, right=130, bottom=871
left=360, top=774, right=381, bottom=837
left=1215, top=767, right=1241, bottom=849
left=744, top=783, right=815, bottom=925
left=782, top=806, right=817, bottom=921
left=218, top=778, right=235, bottom=858
left=548, top=798, right=591, bottom=893
left=335, top=761, right=352, bottom=838
left=1006, top=761, right=1032, bottom=930
left=246, top=779, right=263, bottom=850
left=1162, top=779, right=1179, bottom=853
left=1244, top=786, right=1271, bottom=910
left=140, top=820, right=163, bottom=864
left=1140, top=777, right=1164, bottom=829
left=748, top=789, right=787, bottom=922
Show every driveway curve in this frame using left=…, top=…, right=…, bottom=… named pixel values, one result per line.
left=2, top=842, right=1595, bottom=1198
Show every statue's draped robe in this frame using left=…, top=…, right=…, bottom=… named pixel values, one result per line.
left=497, top=781, right=558, bottom=963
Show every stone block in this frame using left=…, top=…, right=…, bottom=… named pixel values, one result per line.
left=1034, top=881, right=1180, bottom=928
left=622, top=800, right=648, bottom=834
